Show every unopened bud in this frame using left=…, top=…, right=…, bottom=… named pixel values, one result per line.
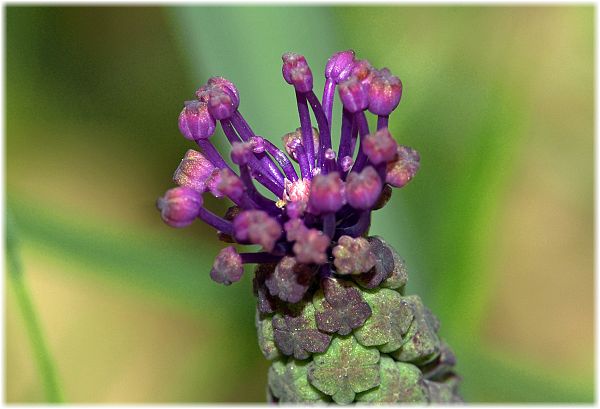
left=308, top=172, right=345, bottom=214
left=325, top=50, right=355, bottom=83
left=345, top=166, right=382, bottom=210
left=210, top=246, right=243, bottom=285
left=178, top=100, right=216, bottom=140
left=282, top=52, right=313, bottom=93
left=363, top=128, right=398, bottom=165
left=173, top=149, right=215, bottom=192
left=157, top=186, right=202, bottom=228
left=367, top=68, right=402, bottom=116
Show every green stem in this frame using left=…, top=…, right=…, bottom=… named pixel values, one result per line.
left=7, top=213, right=65, bottom=403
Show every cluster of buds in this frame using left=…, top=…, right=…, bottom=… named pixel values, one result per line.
left=158, top=50, right=420, bottom=284
left=158, top=50, right=460, bottom=404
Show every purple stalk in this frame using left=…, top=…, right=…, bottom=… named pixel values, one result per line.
left=221, top=119, right=284, bottom=196
left=239, top=166, right=280, bottom=214
left=321, top=78, right=336, bottom=127
left=295, top=91, right=315, bottom=171
left=262, top=140, right=298, bottom=182
left=337, top=108, right=354, bottom=171
left=195, top=139, right=233, bottom=171
left=306, top=91, right=333, bottom=172
left=377, top=115, right=389, bottom=130
left=295, top=142, right=312, bottom=180
left=230, top=111, right=285, bottom=184
left=240, top=252, right=283, bottom=264
left=322, top=213, right=336, bottom=239
left=335, top=210, right=371, bottom=238
left=350, top=111, right=370, bottom=173
left=197, top=207, right=234, bottom=235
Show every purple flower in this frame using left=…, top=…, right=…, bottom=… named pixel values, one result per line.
left=159, top=50, right=417, bottom=289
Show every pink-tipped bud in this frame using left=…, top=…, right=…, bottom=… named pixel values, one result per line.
left=233, top=210, right=282, bottom=252
left=367, top=68, right=402, bottom=116
left=196, top=76, right=240, bottom=106
left=386, top=145, right=421, bottom=188
left=249, top=136, right=266, bottom=153
left=308, top=172, right=346, bottom=214
left=345, top=166, right=383, bottom=210
left=324, top=148, right=336, bottom=160
left=282, top=52, right=313, bottom=93
left=284, top=218, right=308, bottom=242
left=350, top=59, right=373, bottom=84
left=325, top=50, right=356, bottom=83
left=332, top=235, right=376, bottom=275
left=231, top=141, right=253, bottom=165
left=282, top=127, right=319, bottom=162
left=293, top=228, right=330, bottom=265
left=173, top=149, right=215, bottom=192
left=157, top=186, right=202, bottom=228
left=363, top=128, right=398, bottom=165
left=178, top=100, right=216, bottom=140
left=208, top=168, right=245, bottom=200
left=340, top=156, right=354, bottom=172
left=206, top=89, right=238, bottom=120
left=210, top=246, right=243, bottom=285
left=338, top=78, right=369, bottom=113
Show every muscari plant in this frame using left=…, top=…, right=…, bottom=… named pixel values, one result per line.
left=157, top=50, right=462, bottom=404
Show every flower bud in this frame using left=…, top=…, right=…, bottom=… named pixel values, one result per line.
left=284, top=218, right=308, bottom=242
left=157, top=186, right=202, bottom=228
left=293, top=228, right=329, bottom=265
left=386, top=145, right=421, bottom=188
left=231, top=141, right=253, bottom=165
left=173, top=149, right=215, bottom=192
left=178, top=100, right=216, bottom=140
left=282, top=127, right=319, bottom=161
left=363, top=128, right=398, bottom=165
left=325, top=50, right=355, bottom=83
left=340, top=156, right=354, bottom=172
left=233, top=210, right=282, bottom=252
left=350, top=59, right=373, bottom=84
left=333, top=235, right=376, bottom=275
left=206, top=88, right=238, bottom=120
left=208, top=168, right=245, bottom=200
left=282, top=52, right=313, bottom=93
left=249, top=136, right=266, bottom=153
left=196, top=76, right=240, bottom=106
left=338, top=78, right=369, bottom=113
left=345, top=166, right=382, bottom=210
left=367, top=68, right=402, bottom=116
left=210, top=246, right=243, bottom=285
left=308, top=172, right=345, bottom=214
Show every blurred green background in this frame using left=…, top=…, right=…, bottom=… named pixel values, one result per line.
left=5, top=5, right=594, bottom=403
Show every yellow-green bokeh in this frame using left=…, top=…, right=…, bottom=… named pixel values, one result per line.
left=6, top=6, right=594, bottom=403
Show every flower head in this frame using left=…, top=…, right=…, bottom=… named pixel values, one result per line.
left=159, top=50, right=418, bottom=291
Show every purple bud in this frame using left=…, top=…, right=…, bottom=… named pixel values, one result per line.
left=210, top=246, right=243, bottom=285
left=178, top=100, right=216, bottom=140
left=338, top=78, right=369, bottom=113
left=363, top=128, right=399, bottom=165
left=233, top=210, right=282, bottom=252
left=282, top=52, right=313, bottom=93
left=386, top=145, right=421, bottom=188
left=157, top=186, right=202, bottom=228
left=367, top=68, right=402, bottom=116
left=340, top=156, right=354, bottom=172
left=196, top=76, right=240, bottom=106
left=350, top=59, right=373, bottom=84
left=249, top=136, right=266, bottom=153
left=286, top=200, right=306, bottom=219
left=231, top=141, right=253, bottom=165
left=282, top=127, right=319, bottom=161
left=293, top=228, right=330, bottom=265
left=308, top=172, right=345, bottom=214
left=345, top=166, right=383, bottom=210
left=324, top=148, right=336, bottom=160
left=209, top=168, right=244, bottom=200
left=173, top=149, right=215, bottom=192
left=325, top=50, right=355, bottom=83
left=332, top=235, right=376, bottom=275
left=206, top=88, right=237, bottom=120
left=284, top=218, right=308, bottom=242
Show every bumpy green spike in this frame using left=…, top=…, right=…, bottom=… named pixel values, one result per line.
left=354, top=288, right=414, bottom=353
left=307, top=335, right=380, bottom=404
left=255, top=310, right=281, bottom=360
left=391, top=295, right=441, bottom=364
left=268, top=358, right=329, bottom=403
left=356, top=356, right=428, bottom=403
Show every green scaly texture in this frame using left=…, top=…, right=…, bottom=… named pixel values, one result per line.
left=257, top=236, right=463, bottom=404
